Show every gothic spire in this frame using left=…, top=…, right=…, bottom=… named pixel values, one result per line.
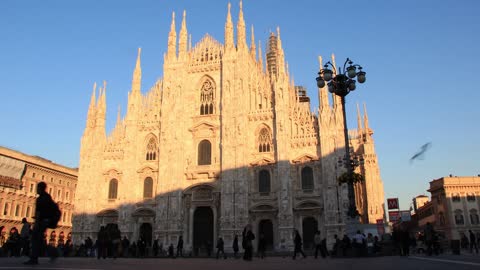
left=258, top=40, right=263, bottom=71
left=116, top=105, right=122, bottom=126
left=363, top=103, right=370, bottom=131
left=178, top=10, right=188, bottom=59
left=276, top=27, right=285, bottom=75
left=318, top=56, right=330, bottom=109
left=250, top=25, right=256, bottom=58
left=357, top=103, right=363, bottom=131
left=167, top=11, right=177, bottom=60
left=331, top=53, right=342, bottom=109
left=224, top=2, right=234, bottom=50
left=237, top=0, right=247, bottom=49
left=88, top=82, right=97, bottom=112
left=132, top=48, right=142, bottom=94
left=86, top=82, right=97, bottom=129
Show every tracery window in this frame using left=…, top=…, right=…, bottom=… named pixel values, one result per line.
left=146, top=138, right=157, bottom=161
left=301, top=166, right=314, bottom=191
left=258, top=127, right=273, bottom=152
left=200, top=79, right=215, bottom=115
left=258, top=170, right=271, bottom=195
left=454, top=209, right=464, bottom=225
left=108, top=179, right=118, bottom=200
left=198, top=140, right=212, bottom=165
left=470, top=209, right=480, bottom=225
left=144, top=177, right=153, bottom=199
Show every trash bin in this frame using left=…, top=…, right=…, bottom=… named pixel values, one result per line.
left=451, top=239, right=460, bottom=255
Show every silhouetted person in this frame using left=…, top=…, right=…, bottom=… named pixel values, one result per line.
left=292, top=230, right=306, bottom=259
left=24, top=182, right=57, bottom=265
left=85, top=237, right=93, bottom=257
left=110, top=224, right=121, bottom=259
left=242, top=225, right=255, bottom=261
left=216, top=237, right=226, bottom=259
left=153, top=239, right=159, bottom=257
left=314, top=230, right=322, bottom=258
left=424, top=222, right=435, bottom=256
left=137, top=238, right=146, bottom=257
left=20, top=218, right=31, bottom=257
left=470, top=230, right=478, bottom=254
left=97, top=226, right=108, bottom=259
left=168, top=243, right=174, bottom=258
left=257, top=233, right=266, bottom=259
left=176, top=236, right=183, bottom=257
left=121, top=236, right=130, bottom=257
left=232, top=234, right=239, bottom=259
left=341, top=235, right=351, bottom=256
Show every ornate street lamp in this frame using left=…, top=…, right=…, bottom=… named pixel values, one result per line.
left=316, top=58, right=366, bottom=218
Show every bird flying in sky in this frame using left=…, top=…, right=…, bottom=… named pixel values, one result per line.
left=410, top=142, right=432, bottom=164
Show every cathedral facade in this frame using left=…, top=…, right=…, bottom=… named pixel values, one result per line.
left=73, top=2, right=384, bottom=252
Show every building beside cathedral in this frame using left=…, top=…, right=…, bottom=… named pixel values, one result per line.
left=73, top=2, right=384, bottom=252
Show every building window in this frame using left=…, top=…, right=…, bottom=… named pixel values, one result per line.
left=258, top=127, right=272, bottom=152
left=452, top=194, right=461, bottom=202
left=143, top=177, right=153, bottom=199
left=32, top=172, right=36, bottom=178
left=57, top=190, right=61, bottom=199
left=438, top=212, right=445, bottom=225
left=26, top=206, right=31, bottom=218
left=29, top=184, right=34, bottom=193
left=146, top=138, right=157, bottom=161
left=66, top=192, right=69, bottom=200
left=258, top=170, right=271, bottom=195
left=301, top=166, right=314, bottom=191
left=200, top=79, right=215, bottom=115
left=15, top=205, right=20, bottom=217
left=49, top=188, right=53, bottom=194
left=454, top=209, right=464, bottom=225
left=198, top=140, right=212, bottom=165
left=41, top=175, right=44, bottom=180
left=3, top=203, right=9, bottom=216
left=108, top=179, right=118, bottom=200
left=467, top=194, right=476, bottom=202
left=470, top=209, right=480, bottom=225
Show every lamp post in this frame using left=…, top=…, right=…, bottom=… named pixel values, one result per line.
left=316, top=58, right=366, bottom=218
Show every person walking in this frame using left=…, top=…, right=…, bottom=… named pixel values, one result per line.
left=110, top=224, right=121, bottom=259
left=469, top=230, right=479, bottom=254
left=257, top=233, right=266, bottom=259
left=20, top=218, right=31, bottom=257
left=242, top=225, right=255, bottom=261
left=176, top=236, right=183, bottom=257
left=23, top=182, right=58, bottom=265
left=232, top=234, right=239, bottom=259
left=314, top=230, right=322, bottom=259
left=97, top=226, right=108, bottom=259
left=292, top=229, right=306, bottom=260
left=424, top=222, right=435, bottom=256
left=216, top=237, right=227, bottom=259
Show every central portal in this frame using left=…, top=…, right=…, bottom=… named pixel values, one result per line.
left=193, top=206, right=214, bottom=256
left=139, top=223, right=152, bottom=247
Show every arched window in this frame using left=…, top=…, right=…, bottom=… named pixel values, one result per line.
left=454, top=209, right=464, bottom=225
left=108, top=179, right=118, bottom=200
left=258, top=170, right=271, bottom=195
left=198, top=140, right=212, bottom=165
left=301, top=166, right=314, bottom=191
left=144, top=177, right=153, bottom=199
left=467, top=193, right=476, bottom=202
left=452, top=193, right=461, bottom=202
left=470, top=209, right=480, bottom=225
left=258, top=127, right=272, bottom=152
left=200, top=79, right=215, bottom=115
left=146, top=138, right=157, bottom=161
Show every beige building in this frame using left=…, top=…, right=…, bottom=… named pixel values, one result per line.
left=0, top=146, right=78, bottom=244
left=73, top=2, right=384, bottom=252
left=428, top=176, right=480, bottom=240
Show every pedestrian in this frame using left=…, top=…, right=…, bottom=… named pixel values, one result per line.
left=153, top=239, right=159, bottom=257
left=352, top=230, right=365, bottom=257
left=341, top=234, right=351, bottom=256
left=110, top=224, right=121, bottom=259
left=257, top=233, right=266, bottom=259
left=168, top=243, right=175, bottom=258
left=292, top=229, right=306, bottom=259
left=20, top=218, right=31, bottom=257
left=23, top=182, right=59, bottom=265
left=423, top=222, right=435, bottom=256
left=314, top=230, right=322, bottom=258
left=121, top=236, right=130, bottom=257
left=232, top=234, right=239, bottom=259
left=469, top=230, right=478, bottom=254
left=6, top=227, right=20, bottom=257
left=366, top=233, right=375, bottom=256
left=216, top=237, right=227, bottom=259
left=176, top=235, right=183, bottom=257
left=242, top=224, right=255, bottom=261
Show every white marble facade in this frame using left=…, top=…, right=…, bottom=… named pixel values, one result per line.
left=73, top=2, right=384, bottom=252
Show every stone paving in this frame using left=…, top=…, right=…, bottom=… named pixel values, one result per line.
left=0, top=255, right=479, bottom=270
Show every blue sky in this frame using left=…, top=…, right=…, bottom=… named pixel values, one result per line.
left=1, top=0, right=479, bottom=210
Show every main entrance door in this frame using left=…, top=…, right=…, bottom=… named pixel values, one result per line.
left=258, top=219, right=274, bottom=250
left=302, top=217, right=318, bottom=250
left=139, top=223, right=152, bottom=247
left=193, top=207, right=214, bottom=256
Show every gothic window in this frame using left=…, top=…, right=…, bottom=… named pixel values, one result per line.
left=198, top=140, right=212, bottom=165
left=467, top=193, right=476, bottom=202
left=301, top=166, right=314, bottom=191
left=108, top=179, right=118, bottom=200
left=258, top=127, right=272, bottom=152
left=146, top=138, right=157, bottom=161
left=144, top=177, right=153, bottom=199
left=200, top=79, right=215, bottom=115
left=470, top=209, right=480, bottom=225
left=454, top=209, right=464, bottom=225
left=258, top=170, right=271, bottom=195
left=452, top=193, right=461, bottom=202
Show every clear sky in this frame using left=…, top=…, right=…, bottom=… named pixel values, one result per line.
left=1, top=0, right=479, bottom=210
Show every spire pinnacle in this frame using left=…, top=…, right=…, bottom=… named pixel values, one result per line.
left=225, top=2, right=234, bottom=50
left=179, top=10, right=188, bottom=59
left=167, top=11, right=177, bottom=60
left=116, top=105, right=121, bottom=126
left=258, top=40, right=263, bottom=71
left=250, top=25, right=256, bottom=58
left=132, top=48, right=142, bottom=94
left=89, top=82, right=97, bottom=109
left=357, top=103, right=363, bottom=131
left=363, top=102, right=370, bottom=131
left=237, top=0, right=247, bottom=49
left=276, top=26, right=285, bottom=75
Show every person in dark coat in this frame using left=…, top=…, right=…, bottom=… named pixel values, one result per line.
left=292, top=229, right=306, bottom=259
left=97, top=226, right=108, bottom=259
left=257, top=233, right=266, bottom=259
left=23, top=182, right=57, bottom=265
left=153, top=239, right=159, bottom=257
left=232, top=234, right=239, bottom=259
left=242, top=225, right=255, bottom=261
left=216, top=237, right=226, bottom=259
left=176, top=236, right=184, bottom=257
